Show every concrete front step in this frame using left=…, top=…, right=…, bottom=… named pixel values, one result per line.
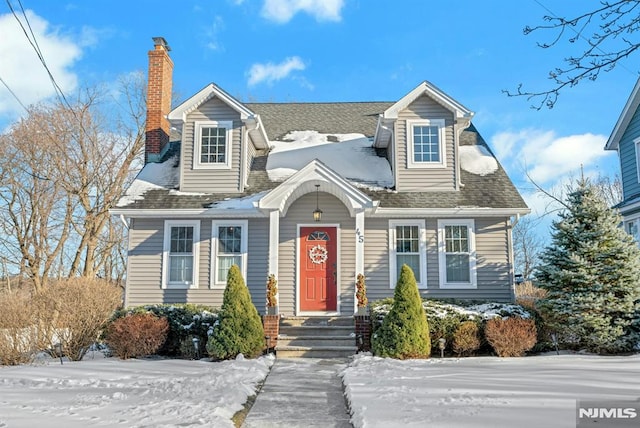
left=276, top=316, right=357, bottom=358
left=278, top=325, right=354, bottom=337
left=280, top=316, right=354, bottom=327
left=275, top=345, right=357, bottom=359
left=277, top=335, right=356, bottom=347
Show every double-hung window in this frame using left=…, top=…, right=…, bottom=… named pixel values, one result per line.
left=163, top=220, right=200, bottom=288
left=626, top=217, right=640, bottom=244
left=407, top=119, right=446, bottom=168
left=194, top=120, right=233, bottom=169
left=438, top=219, right=477, bottom=288
left=389, top=220, right=427, bottom=288
left=212, top=220, right=248, bottom=286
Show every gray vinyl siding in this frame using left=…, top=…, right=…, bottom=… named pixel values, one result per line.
left=619, top=106, right=640, bottom=201
left=181, top=97, right=243, bottom=193
left=247, top=218, right=269, bottom=312
left=362, top=217, right=513, bottom=303
left=125, top=217, right=268, bottom=311
left=396, top=95, right=456, bottom=192
left=278, top=192, right=356, bottom=316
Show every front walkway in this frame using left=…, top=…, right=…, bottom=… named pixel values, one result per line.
left=243, top=358, right=352, bottom=428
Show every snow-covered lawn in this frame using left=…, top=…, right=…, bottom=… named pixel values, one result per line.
left=342, top=353, right=640, bottom=428
left=0, top=353, right=274, bottom=428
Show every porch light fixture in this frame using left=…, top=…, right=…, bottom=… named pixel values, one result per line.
left=313, top=184, right=322, bottom=222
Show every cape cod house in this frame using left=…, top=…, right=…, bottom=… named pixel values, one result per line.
left=111, top=38, right=529, bottom=320
left=605, top=77, right=640, bottom=240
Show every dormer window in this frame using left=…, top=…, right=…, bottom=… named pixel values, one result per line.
left=407, top=119, right=446, bottom=169
left=194, top=120, right=233, bottom=169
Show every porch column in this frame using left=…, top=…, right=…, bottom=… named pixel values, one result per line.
left=355, top=209, right=365, bottom=312
left=268, top=210, right=279, bottom=276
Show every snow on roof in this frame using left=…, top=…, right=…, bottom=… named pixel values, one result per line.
left=116, top=156, right=180, bottom=207
left=459, top=145, right=498, bottom=176
left=207, top=191, right=269, bottom=209
left=266, top=131, right=394, bottom=188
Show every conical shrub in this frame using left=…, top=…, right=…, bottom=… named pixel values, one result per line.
left=206, top=265, right=265, bottom=359
left=371, top=264, right=431, bottom=358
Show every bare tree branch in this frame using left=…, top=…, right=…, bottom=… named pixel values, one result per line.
left=504, top=0, right=640, bottom=109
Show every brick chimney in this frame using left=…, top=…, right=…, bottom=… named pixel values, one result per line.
left=145, top=37, right=173, bottom=163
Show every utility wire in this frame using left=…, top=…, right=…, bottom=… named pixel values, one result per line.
left=5, top=0, right=74, bottom=110
left=0, top=74, right=29, bottom=113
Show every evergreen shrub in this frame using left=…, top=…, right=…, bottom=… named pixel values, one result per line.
left=206, top=265, right=264, bottom=360
left=452, top=321, right=481, bottom=356
left=371, top=264, right=431, bottom=359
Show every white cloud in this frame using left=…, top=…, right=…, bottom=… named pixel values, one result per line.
left=247, top=56, right=306, bottom=86
left=491, top=129, right=612, bottom=185
left=0, top=10, right=81, bottom=117
left=261, top=0, right=344, bottom=23
left=204, top=16, right=225, bottom=51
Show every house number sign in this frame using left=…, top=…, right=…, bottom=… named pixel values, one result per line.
left=309, top=245, right=328, bottom=264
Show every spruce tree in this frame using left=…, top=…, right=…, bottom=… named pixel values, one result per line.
left=537, top=178, right=640, bottom=354
left=206, top=265, right=265, bottom=359
left=371, top=264, right=431, bottom=358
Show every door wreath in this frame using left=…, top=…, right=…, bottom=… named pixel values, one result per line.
left=309, top=245, right=328, bottom=264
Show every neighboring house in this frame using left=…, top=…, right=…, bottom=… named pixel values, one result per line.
left=111, top=38, right=529, bottom=316
left=606, top=77, right=640, bottom=240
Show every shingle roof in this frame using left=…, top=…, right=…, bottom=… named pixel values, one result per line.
left=118, top=102, right=527, bottom=211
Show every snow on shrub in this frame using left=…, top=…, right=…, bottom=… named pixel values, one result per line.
left=371, top=299, right=533, bottom=356
left=112, top=304, right=218, bottom=357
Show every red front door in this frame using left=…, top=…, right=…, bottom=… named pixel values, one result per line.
left=299, top=226, right=337, bottom=312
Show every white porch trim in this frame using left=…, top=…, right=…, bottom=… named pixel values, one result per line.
left=354, top=209, right=365, bottom=314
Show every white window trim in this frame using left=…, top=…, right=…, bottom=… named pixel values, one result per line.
left=193, top=120, right=233, bottom=170
left=406, top=118, right=446, bottom=169
left=388, top=220, right=427, bottom=289
left=211, top=220, right=248, bottom=288
left=624, top=214, right=640, bottom=244
left=437, top=219, right=477, bottom=289
left=162, top=220, right=200, bottom=289
left=635, top=138, right=640, bottom=183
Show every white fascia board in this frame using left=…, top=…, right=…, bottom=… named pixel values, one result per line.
left=245, top=114, right=269, bottom=150
left=370, top=207, right=531, bottom=218
left=373, top=116, right=394, bottom=148
left=605, top=77, right=640, bottom=151
left=168, top=83, right=254, bottom=123
left=109, top=208, right=266, bottom=218
left=259, top=159, right=374, bottom=214
left=383, top=81, right=474, bottom=120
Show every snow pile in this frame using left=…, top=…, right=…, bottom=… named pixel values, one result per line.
left=342, top=353, right=640, bottom=428
left=459, top=145, right=498, bottom=176
left=0, top=353, right=274, bottom=427
left=266, top=131, right=394, bottom=188
left=117, top=156, right=180, bottom=206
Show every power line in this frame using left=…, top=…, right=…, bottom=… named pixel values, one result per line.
left=5, top=0, right=74, bottom=110
left=0, top=74, right=29, bottom=113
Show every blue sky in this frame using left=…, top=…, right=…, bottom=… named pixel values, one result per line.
left=0, top=0, right=637, bottom=226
